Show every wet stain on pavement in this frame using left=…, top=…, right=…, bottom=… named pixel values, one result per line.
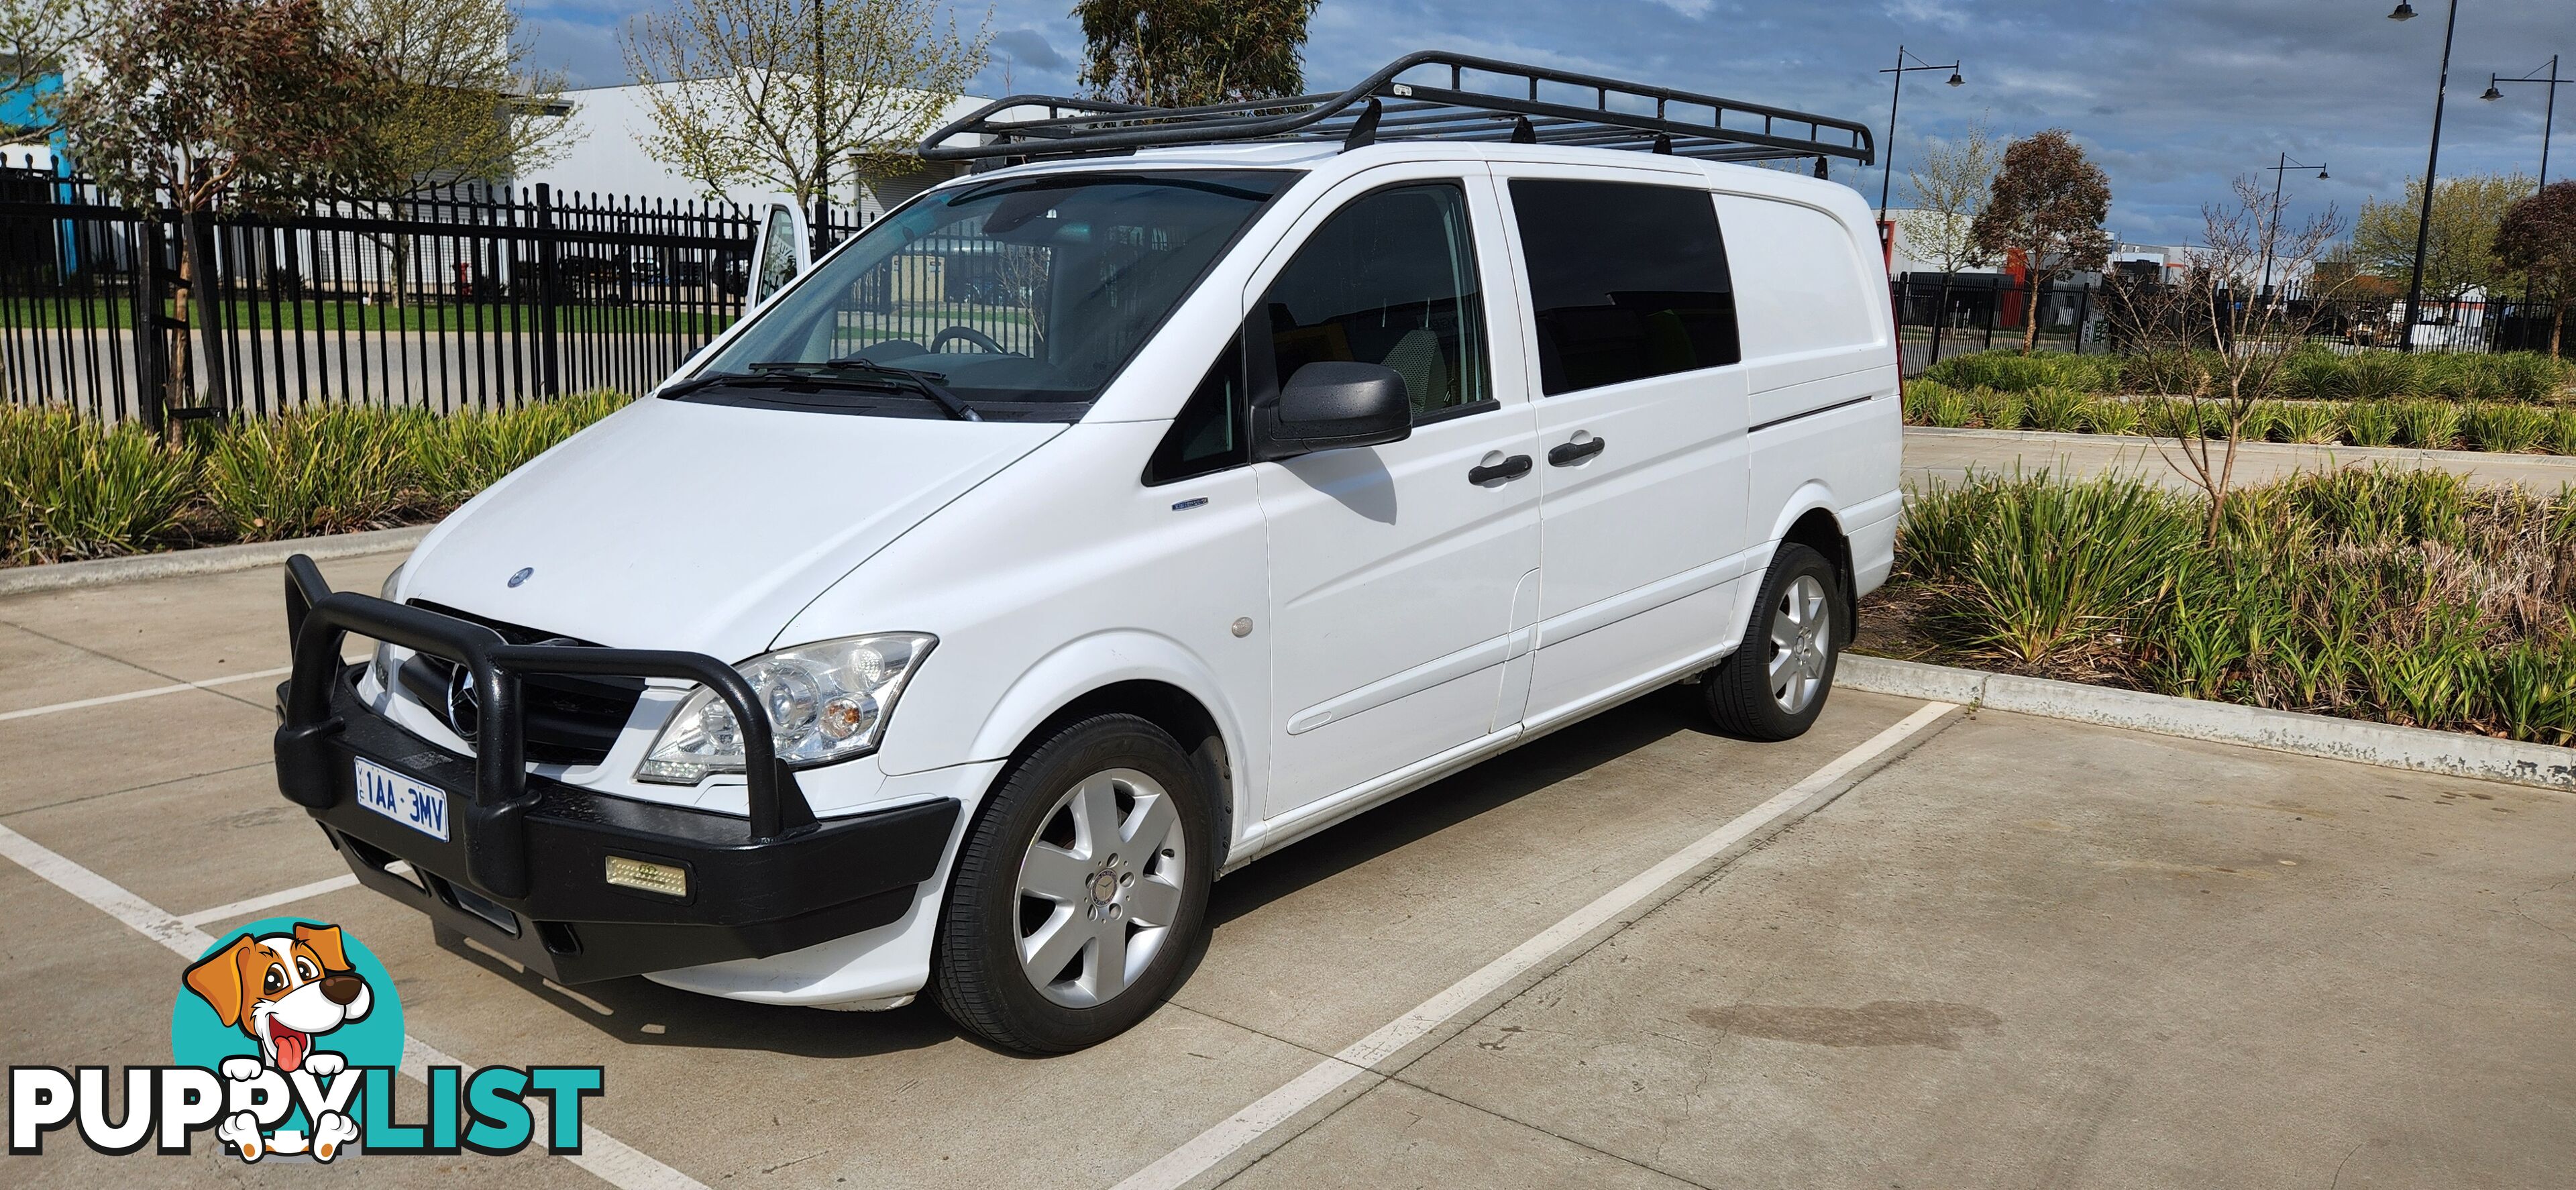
left=1688, top=1000, right=2002, bottom=1050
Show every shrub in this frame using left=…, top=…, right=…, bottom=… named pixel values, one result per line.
left=2283, top=351, right=2351, bottom=402
left=2346, top=351, right=2423, bottom=401
left=2023, top=385, right=2088, bottom=432
left=1892, top=467, right=2576, bottom=743
left=1921, top=350, right=2121, bottom=394
left=0, top=409, right=197, bottom=564
left=2274, top=401, right=2342, bottom=445
left=2393, top=400, right=2461, bottom=449
left=2082, top=396, right=2142, bottom=436
left=2343, top=400, right=2399, bottom=447
left=1968, top=388, right=2026, bottom=431
left=2463, top=402, right=2551, bottom=453
left=2549, top=409, right=2576, bottom=456
left=199, top=407, right=422, bottom=539
left=2493, top=351, right=2576, bottom=403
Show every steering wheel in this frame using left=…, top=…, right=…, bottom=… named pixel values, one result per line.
left=930, top=325, right=1009, bottom=355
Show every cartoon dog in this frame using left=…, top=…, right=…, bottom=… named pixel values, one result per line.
left=183, top=924, right=374, bottom=1160
left=183, top=922, right=374, bottom=1076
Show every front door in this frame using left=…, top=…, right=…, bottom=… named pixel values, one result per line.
left=1495, top=169, right=1753, bottom=726
left=1253, top=168, right=1542, bottom=818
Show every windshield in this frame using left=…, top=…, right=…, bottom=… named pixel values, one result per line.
left=688, top=170, right=1298, bottom=420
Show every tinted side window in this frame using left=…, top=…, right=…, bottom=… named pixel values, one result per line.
left=1508, top=179, right=1738, bottom=395
left=1144, top=336, right=1246, bottom=485
left=1257, top=182, right=1489, bottom=420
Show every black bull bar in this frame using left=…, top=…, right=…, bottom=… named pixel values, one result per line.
left=275, top=553, right=818, bottom=898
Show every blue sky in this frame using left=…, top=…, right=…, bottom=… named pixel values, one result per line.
left=521, top=0, right=2572, bottom=245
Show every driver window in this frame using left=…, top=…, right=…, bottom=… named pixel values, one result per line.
left=1257, top=182, right=1489, bottom=421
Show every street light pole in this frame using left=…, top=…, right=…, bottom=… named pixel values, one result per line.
left=2483, top=55, right=2569, bottom=192
left=1876, top=46, right=1965, bottom=255
left=2257, top=152, right=2328, bottom=303
left=2390, top=0, right=2461, bottom=353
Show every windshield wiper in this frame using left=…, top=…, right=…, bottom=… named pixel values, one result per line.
left=755, top=360, right=984, bottom=422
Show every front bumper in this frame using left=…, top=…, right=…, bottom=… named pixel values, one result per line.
left=273, top=556, right=960, bottom=985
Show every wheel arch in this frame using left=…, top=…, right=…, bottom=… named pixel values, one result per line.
left=1770, top=496, right=1857, bottom=647
left=966, top=635, right=1250, bottom=869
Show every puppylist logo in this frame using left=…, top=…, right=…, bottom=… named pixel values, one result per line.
left=9, top=918, right=602, bottom=1162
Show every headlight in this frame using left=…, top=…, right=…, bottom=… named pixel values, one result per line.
left=636, top=633, right=936, bottom=784
left=368, top=565, right=405, bottom=692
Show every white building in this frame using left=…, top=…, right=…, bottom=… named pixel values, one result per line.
left=514, top=81, right=991, bottom=216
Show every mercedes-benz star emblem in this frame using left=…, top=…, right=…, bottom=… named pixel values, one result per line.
left=508, top=566, right=535, bottom=588
left=444, top=665, right=480, bottom=741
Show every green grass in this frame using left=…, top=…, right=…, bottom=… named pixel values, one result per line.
left=0, top=392, right=630, bottom=564
left=1887, top=468, right=2576, bottom=744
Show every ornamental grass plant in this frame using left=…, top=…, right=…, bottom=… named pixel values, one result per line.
left=1890, top=466, right=2576, bottom=744
left=0, top=392, right=629, bottom=565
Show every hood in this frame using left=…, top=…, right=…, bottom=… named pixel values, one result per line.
left=402, top=397, right=1063, bottom=661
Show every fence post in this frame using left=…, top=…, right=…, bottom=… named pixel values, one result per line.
left=1982, top=278, right=1996, bottom=351
left=132, top=214, right=168, bottom=432
left=2073, top=284, right=2092, bottom=355
left=535, top=182, right=561, bottom=398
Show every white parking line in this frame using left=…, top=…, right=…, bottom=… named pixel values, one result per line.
left=0, top=822, right=707, bottom=1190
left=0, top=665, right=295, bottom=722
left=1111, top=700, right=1960, bottom=1190
left=176, top=873, right=364, bottom=926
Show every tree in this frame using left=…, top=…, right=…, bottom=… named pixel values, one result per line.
left=622, top=0, right=989, bottom=207
left=1897, top=117, right=1997, bottom=364
left=2493, top=180, right=2576, bottom=358
left=336, top=0, right=570, bottom=193
left=1, top=0, right=103, bottom=138
left=1073, top=0, right=1317, bottom=107
left=1970, top=129, right=2113, bottom=353
left=53, top=0, right=376, bottom=422
left=2110, top=176, right=2345, bottom=543
left=2351, top=172, right=2532, bottom=303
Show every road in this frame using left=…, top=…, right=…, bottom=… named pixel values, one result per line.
left=1, top=549, right=2570, bottom=1187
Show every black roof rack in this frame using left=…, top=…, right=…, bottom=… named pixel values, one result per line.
left=918, top=50, right=1874, bottom=170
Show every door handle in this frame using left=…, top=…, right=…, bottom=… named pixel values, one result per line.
left=1548, top=436, right=1607, bottom=466
left=1468, top=453, right=1533, bottom=484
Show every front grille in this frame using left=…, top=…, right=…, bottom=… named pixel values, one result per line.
left=394, top=601, right=646, bottom=767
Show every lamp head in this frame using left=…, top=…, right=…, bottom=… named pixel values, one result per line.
left=2481, top=83, right=2504, bottom=101
left=2387, top=2, right=2416, bottom=19
left=2317, top=168, right=2330, bottom=180
left=1947, top=71, right=1964, bottom=87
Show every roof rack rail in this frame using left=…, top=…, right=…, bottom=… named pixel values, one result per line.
left=918, top=50, right=1874, bottom=170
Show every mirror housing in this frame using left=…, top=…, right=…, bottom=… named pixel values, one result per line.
left=1255, top=362, right=1412, bottom=461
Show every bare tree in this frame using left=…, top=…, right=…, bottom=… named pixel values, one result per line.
left=336, top=0, right=570, bottom=192
left=2112, top=175, right=2346, bottom=543
left=1970, top=129, right=2113, bottom=353
left=1897, top=117, right=1996, bottom=364
left=622, top=0, right=989, bottom=207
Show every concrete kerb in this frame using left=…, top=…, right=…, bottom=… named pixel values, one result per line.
left=1906, top=426, right=2576, bottom=480
left=1839, top=653, right=2576, bottom=793
left=0, top=525, right=428, bottom=598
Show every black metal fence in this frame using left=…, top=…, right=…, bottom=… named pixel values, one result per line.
left=1891, top=270, right=2566, bottom=376
left=0, top=162, right=869, bottom=424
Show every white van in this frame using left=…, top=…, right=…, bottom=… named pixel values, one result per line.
left=274, top=54, right=1898, bottom=1053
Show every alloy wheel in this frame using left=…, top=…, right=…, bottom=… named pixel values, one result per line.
left=1012, top=768, right=1188, bottom=1008
left=1767, top=574, right=1831, bottom=714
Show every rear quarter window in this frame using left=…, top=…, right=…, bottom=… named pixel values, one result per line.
left=1711, top=195, right=1880, bottom=360
left=1507, top=178, right=1739, bottom=396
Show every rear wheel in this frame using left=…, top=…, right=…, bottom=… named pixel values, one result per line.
left=932, top=714, right=1211, bottom=1052
left=1702, top=543, right=1840, bottom=741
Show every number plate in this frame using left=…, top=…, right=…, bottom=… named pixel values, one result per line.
left=354, top=757, right=451, bottom=841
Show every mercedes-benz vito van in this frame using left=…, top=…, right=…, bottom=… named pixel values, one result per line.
left=274, top=53, right=1898, bottom=1053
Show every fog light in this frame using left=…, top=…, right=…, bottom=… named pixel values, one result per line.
left=604, top=855, right=689, bottom=898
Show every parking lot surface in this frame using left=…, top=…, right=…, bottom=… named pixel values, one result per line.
left=5, top=550, right=2571, bottom=1188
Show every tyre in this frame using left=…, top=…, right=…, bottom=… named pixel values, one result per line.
left=932, top=714, right=1212, bottom=1052
left=1701, top=543, right=1841, bottom=741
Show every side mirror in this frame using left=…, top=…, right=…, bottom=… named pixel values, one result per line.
left=1256, top=362, right=1412, bottom=461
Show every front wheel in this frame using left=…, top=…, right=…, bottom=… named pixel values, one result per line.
left=1701, top=543, right=1841, bottom=741
left=932, top=714, right=1212, bottom=1053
